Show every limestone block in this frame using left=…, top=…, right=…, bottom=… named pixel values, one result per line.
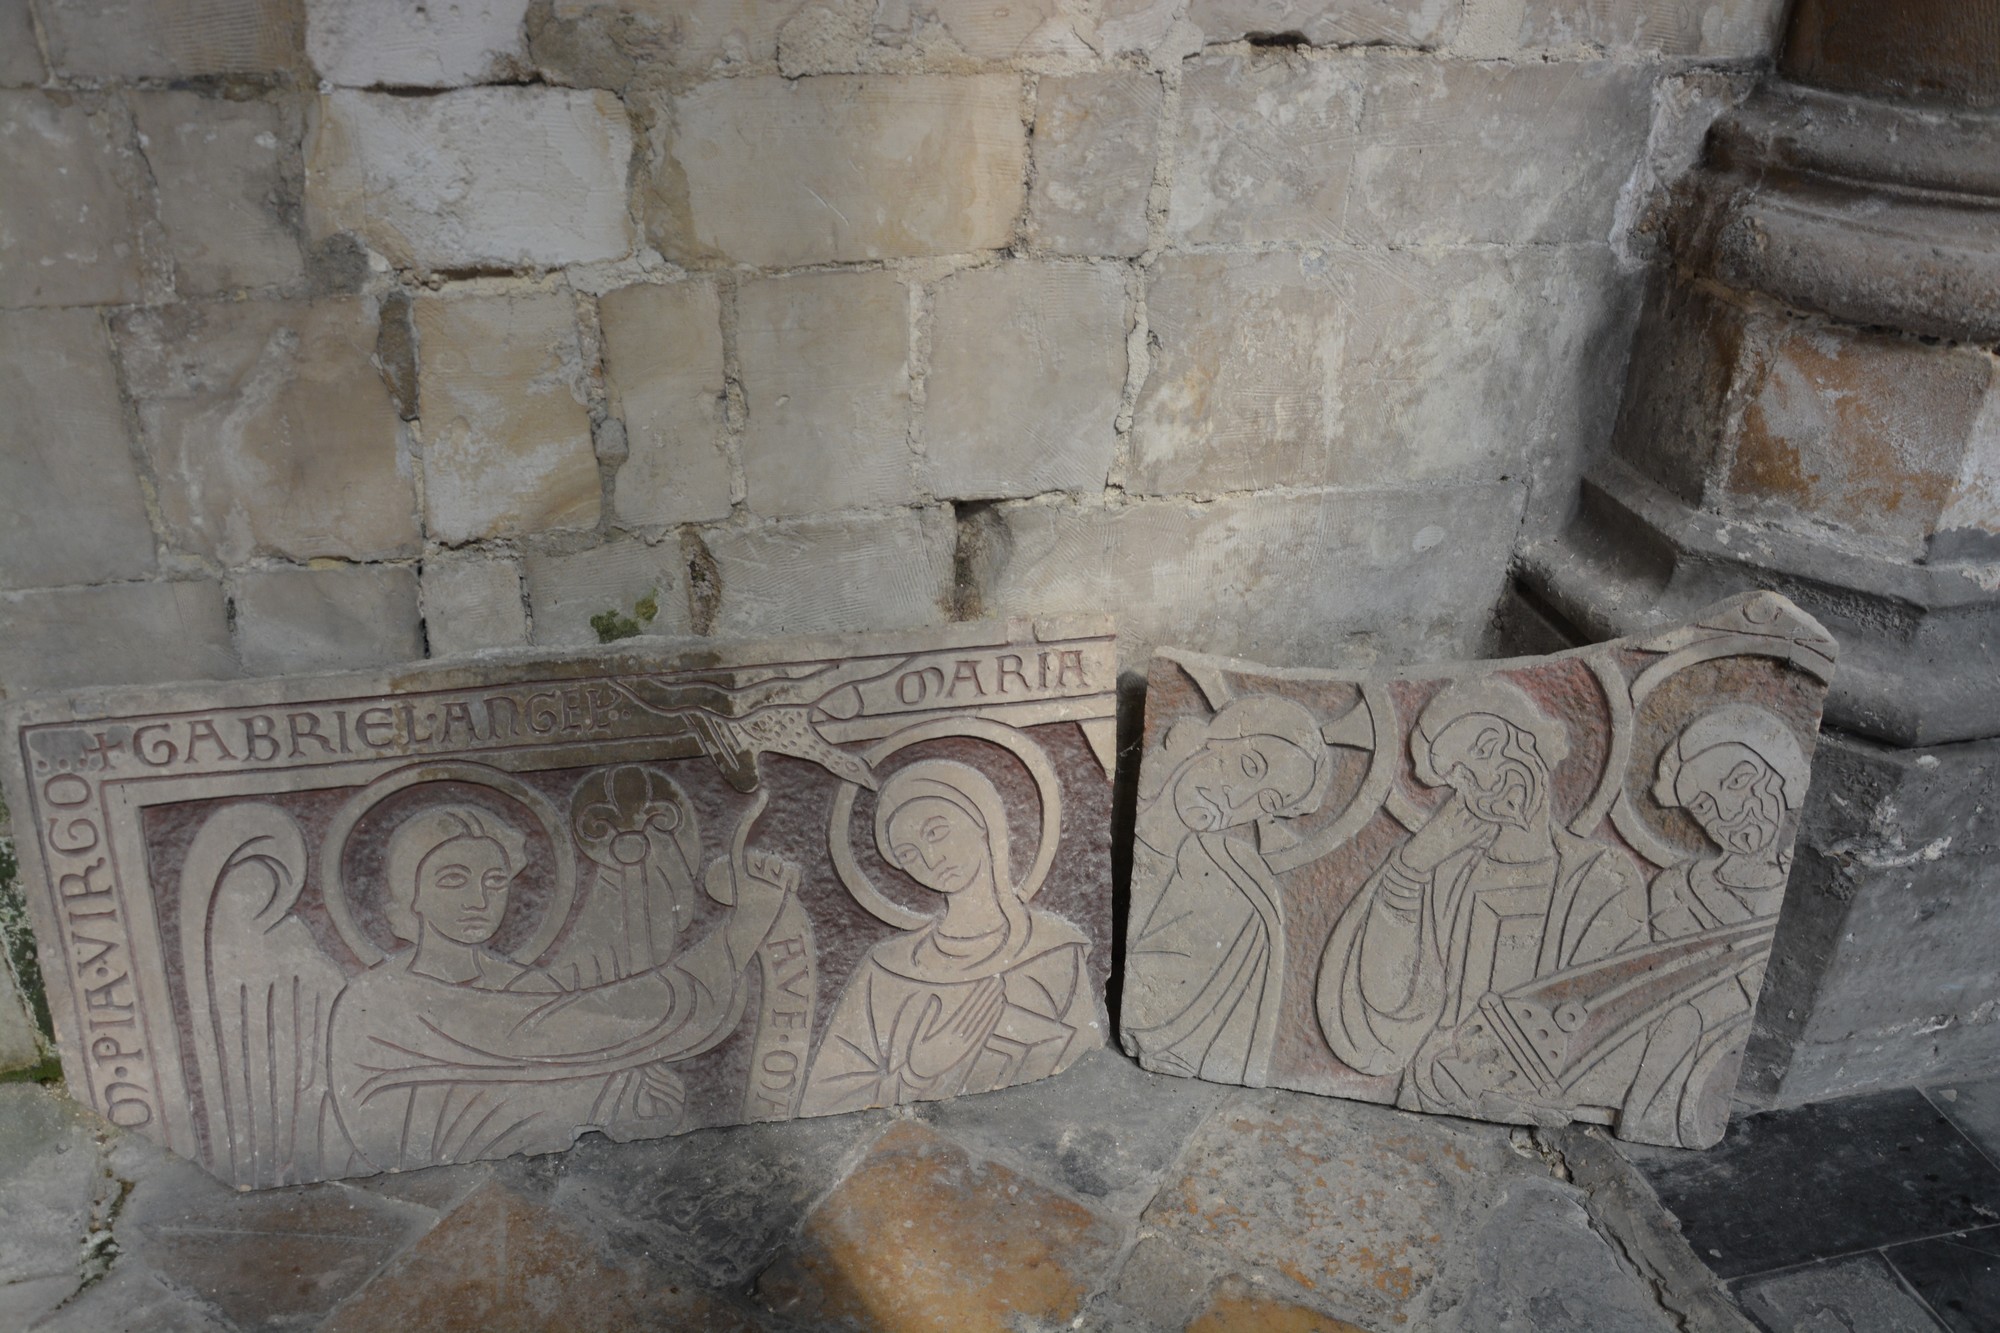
left=703, top=507, right=955, bottom=637
left=736, top=271, right=916, bottom=518
left=1122, top=591, right=1836, bottom=1150
left=875, top=0, right=1092, bottom=60
left=984, top=484, right=1525, bottom=669
left=0, top=617, right=1115, bottom=1188
left=0, top=0, right=43, bottom=84
left=523, top=538, right=692, bottom=647
left=133, top=92, right=303, bottom=296
left=0, top=1088, right=108, bottom=1326
left=1522, top=0, right=1787, bottom=58
left=1026, top=71, right=1160, bottom=258
left=1723, top=321, right=1994, bottom=557
left=598, top=281, right=732, bottom=529
left=552, top=0, right=799, bottom=70
left=0, top=309, right=155, bottom=590
left=666, top=75, right=1026, bottom=266
left=923, top=261, right=1124, bottom=500
left=308, top=0, right=530, bottom=87
left=1129, top=248, right=1631, bottom=497
left=0, top=92, right=143, bottom=307
left=114, top=298, right=418, bottom=565
left=0, top=581, right=236, bottom=695
left=38, top=0, right=303, bottom=78
left=1347, top=57, right=1652, bottom=246
left=421, top=554, right=528, bottom=658
left=1171, top=53, right=1650, bottom=247
left=1188, top=0, right=1460, bottom=47
left=234, top=565, right=423, bottom=675
left=416, top=292, right=602, bottom=544
left=307, top=89, right=634, bottom=272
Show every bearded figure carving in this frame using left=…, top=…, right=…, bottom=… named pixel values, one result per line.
left=1316, top=678, right=1648, bottom=1110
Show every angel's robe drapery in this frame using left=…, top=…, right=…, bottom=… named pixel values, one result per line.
left=798, top=913, right=1089, bottom=1115
left=327, top=949, right=732, bottom=1170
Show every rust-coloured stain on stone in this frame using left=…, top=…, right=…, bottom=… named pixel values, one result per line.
left=1187, top=1280, right=1373, bottom=1333
left=1121, top=593, right=1836, bottom=1149
left=1, top=619, right=1116, bottom=1189
left=757, top=1120, right=1120, bottom=1332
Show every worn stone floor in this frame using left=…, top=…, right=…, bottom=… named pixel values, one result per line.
left=1, top=1045, right=1756, bottom=1333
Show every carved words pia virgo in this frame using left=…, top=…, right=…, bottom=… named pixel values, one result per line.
left=2, top=620, right=1116, bottom=1188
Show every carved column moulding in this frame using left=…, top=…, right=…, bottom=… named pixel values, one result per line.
left=1, top=619, right=1117, bottom=1189
left=1520, top=0, right=2000, bottom=748
left=1121, top=593, right=1836, bottom=1150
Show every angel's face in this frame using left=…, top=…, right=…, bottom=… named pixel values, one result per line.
left=413, top=836, right=515, bottom=945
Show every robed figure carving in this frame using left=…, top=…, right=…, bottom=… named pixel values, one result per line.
left=799, top=759, right=1088, bottom=1114
left=1318, top=678, right=1648, bottom=1114
left=1123, top=696, right=1331, bottom=1086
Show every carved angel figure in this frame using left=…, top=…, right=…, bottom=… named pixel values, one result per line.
left=184, top=784, right=796, bottom=1184
left=799, top=760, right=1089, bottom=1114
left=1123, top=696, right=1330, bottom=1086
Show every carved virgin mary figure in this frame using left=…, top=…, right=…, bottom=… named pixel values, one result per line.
left=327, top=796, right=794, bottom=1171
left=799, top=759, right=1089, bottom=1115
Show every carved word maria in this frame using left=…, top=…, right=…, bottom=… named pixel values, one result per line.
left=889, top=649, right=1092, bottom=708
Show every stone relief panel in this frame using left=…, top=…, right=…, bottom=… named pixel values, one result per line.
left=1121, top=593, right=1836, bottom=1148
left=2, top=620, right=1115, bottom=1188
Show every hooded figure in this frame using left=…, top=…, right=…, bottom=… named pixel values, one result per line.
left=800, top=759, right=1090, bottom=1114
left=1125, top=695, right=1330, bottom=1086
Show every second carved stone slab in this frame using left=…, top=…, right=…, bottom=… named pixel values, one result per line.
left=1120, top=593, right=1836, bottom=1148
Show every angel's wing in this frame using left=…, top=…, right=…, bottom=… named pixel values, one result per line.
left=180, top=803, right=351, bottom=1188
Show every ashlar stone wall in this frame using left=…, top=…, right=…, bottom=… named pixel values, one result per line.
left=0, top=0, right=1792, bottom=712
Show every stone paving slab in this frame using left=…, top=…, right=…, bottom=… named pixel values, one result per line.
left=0, top=1047, right=1730, bottom=1332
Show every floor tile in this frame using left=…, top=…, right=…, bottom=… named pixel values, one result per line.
left=1929, top=1078, right=2000, bottom=1168
left=1733, top=1253, right=1946, bottom=1333
left=1627, top=1088, right=2000, bottom=1279
left=1887, top=1227, right=2000, bottom=1333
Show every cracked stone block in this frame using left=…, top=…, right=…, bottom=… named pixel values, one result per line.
left=703, top=507, right=955, bottom=637
left=31, top=1261, right=233, bottom=1333
left=307, top=0, right=530, bottom=87
left=923, top=260, right=1125, bottom=501
left=873, top=0, right=1093, bottom=59
left=0, top=581, right=236, bottom=694
left=38, top=0, right=303, bottom=78
left=0, top=308, right=155, bottom=590
left=321, top=1181, right=751, bottom=1332
left=234, top=564, right=424, bottom=675
left=756, top=1121, right=1121, bottom=1332
left=664, top=74, right=1026, bottom=266
left=1171, top=53, right=1650, bottom=247
left=306, top=88, right=634, bottom=271
left=599, top=280, right=733, bottom=529
left=550, top=1106, right=893, bottom=1287
left=917, top=1047, right=1227, bottom=1214
left=0, top=619, right=1115, bottom=1193
left=115, top=298, right=417, bottom=566
left=421, top=554, right=528, bottom=658
left=0, top=92, right=144, bottom=307
left=551, top=0, right=801, bottom=71
left=985, top=484, right=1525, bottom=670
left=133, top=91, right=303, bottom=296
left=1188, top=0, right=1460, bottom=46
left=0, top=0, right=43, bottom=84
left=522, top=537, right=693, bottom=647
left=0, top=1086, right=113, bottom=1330
left=1521, top=0, right=1787, bottom=57
left=1026, top=70, right=1161, bottom=258
left=1123, top=592, right=1835, bottom=1151
left=1130, top=248, right=1633, bottom=498
left=736, top=270, right=916, bottom=518
left=417, top=292, right=602, bottom=544
left=1733, top=1252, right=1947, bottom=1333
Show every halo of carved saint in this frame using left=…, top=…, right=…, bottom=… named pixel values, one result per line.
left=1124, top=592, right=1835, bottom=1148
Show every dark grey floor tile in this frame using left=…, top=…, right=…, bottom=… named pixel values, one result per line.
left=1888, top=1227, right=2000, bottom=1333
left=1733, top=1253, right=1946, bottom=1333
left=1929, top=1077, right=2000, bottom=1168
left=1628, top=1088, right=2000, bottom=1279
